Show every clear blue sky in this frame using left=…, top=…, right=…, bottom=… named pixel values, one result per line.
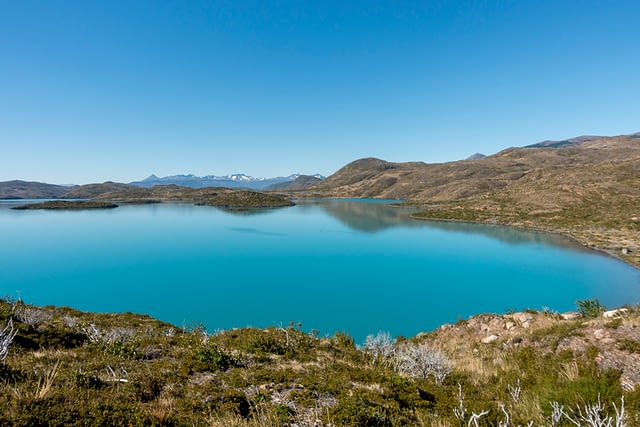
left=1, top=1, right=639, bottom=184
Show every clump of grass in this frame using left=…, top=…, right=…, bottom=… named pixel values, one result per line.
left=618, top=338, right=640, bottom=354
left=577, top=299, right=606, bottom=318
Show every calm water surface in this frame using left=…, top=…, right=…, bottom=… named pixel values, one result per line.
left=1, top=199, right=638, bottom=342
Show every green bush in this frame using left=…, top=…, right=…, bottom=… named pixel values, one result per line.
left=576, top=299, right=605, bottom=318
left=328, top=394, right=392, bottom=427
left=189, top=344, right=234, bottom=372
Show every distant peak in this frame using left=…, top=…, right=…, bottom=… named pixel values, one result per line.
left=143, top=174, right=159, bottom=181
left=466, top=153, right=486, bottom=160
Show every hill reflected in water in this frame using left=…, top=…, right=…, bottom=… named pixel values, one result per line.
left=298, top=198, right=585, bottom=251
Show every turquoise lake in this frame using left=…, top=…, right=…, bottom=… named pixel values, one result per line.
left=1, top=198, right=639, bottom=343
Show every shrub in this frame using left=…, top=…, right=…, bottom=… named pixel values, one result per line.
left=576, top=299, right=605, bottom=318
left=334, top=332, right=355, bottom=349
left=394, top=342, right=451, bottom=385
left=189, top=344, right=234, bottom=372
left=328, top=394, right=392, bottom=427
left=363, top=331, right=395, bottom=364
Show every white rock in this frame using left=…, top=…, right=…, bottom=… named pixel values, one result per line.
left=603, top=308, right=628, bottom=318
left=505, top=321, right=515, bottom=330
left=561, top=312, right=581, bottom=320
left=513, top=312, right=533, bottom=325
left=481, top=334, right=499, bottom=344
left=593, top=329, right=606, bottom=340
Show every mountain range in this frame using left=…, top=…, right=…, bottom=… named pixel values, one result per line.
left=129, top=173, right=325, bottom=190
left=0, top=173, right=324, bottom=199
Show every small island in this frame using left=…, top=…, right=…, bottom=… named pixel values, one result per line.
left=11, top=200, right=119, bottom=210
left=196, top=190, right=295, bottom=210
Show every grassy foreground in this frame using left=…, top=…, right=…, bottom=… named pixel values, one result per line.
left=1, top=299, right=640, bottom=426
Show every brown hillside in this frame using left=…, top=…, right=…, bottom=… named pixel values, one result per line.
left=313, top=134, right=640, bottom=267
left=62, top=182, right=133, bottom=198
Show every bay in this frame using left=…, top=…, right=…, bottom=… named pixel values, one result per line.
left=1, top=198, right=638, bottom=343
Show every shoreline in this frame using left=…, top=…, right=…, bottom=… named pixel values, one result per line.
left=409, top=211, right=640, bottom=271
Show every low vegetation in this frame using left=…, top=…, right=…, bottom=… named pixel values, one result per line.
left=0, top=298, right=639, bottom=426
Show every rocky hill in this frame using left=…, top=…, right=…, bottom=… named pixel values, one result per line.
left=312, top=133, right=640, bottom=267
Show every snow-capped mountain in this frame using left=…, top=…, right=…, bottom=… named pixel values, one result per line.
left=130, top=173, right=324, bottom=190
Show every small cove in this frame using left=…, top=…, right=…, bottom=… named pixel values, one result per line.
left=1, top=198, right=638, bottom=342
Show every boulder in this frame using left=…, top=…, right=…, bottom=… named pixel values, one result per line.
left=481, top=334, right=499, bottom=344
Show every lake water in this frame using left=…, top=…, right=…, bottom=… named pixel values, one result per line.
left=1, top=198, right=638, bottom=343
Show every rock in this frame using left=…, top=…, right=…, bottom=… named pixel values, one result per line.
left=505, top=321, right=515, bottom=330
left=593, top=329, right=606, bottom=340
left=512, top=312, right=533, bottom=324
left=510, top=312, right=534, bottom=329
left=482, top=334, right=499, bottom=344
left=561, top=312, right=582, bottom=320
left=603, top=308, right=629, bottom=318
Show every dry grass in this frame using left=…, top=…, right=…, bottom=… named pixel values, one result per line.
left=560, top=360, right=580, bottom=382
left=35, top=360, right=61, bottom=400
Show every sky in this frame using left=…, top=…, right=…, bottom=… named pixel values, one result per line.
left=1, top=1, right=639, bottom=184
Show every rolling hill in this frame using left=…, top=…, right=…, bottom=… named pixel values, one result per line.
left=311, top=133, right=640, bottom=267
left=0, top=180, right=70, bottom=199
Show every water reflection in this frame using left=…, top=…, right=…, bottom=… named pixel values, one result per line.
left=298, top=199, right=420, bottom=233
left=418, top=220, right=583, bottom=250
left=300, top=198, right=585, bottom=250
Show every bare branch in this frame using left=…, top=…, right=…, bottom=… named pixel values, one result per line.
left=0, top=318, right=18, bottom=362
left=363, top=331, right=395, bottom=364
left=508, top=378, right=522, bottom=404
left=468, top=410, right=489, bottom=427
left=453, top=382, right=467, bottom=424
